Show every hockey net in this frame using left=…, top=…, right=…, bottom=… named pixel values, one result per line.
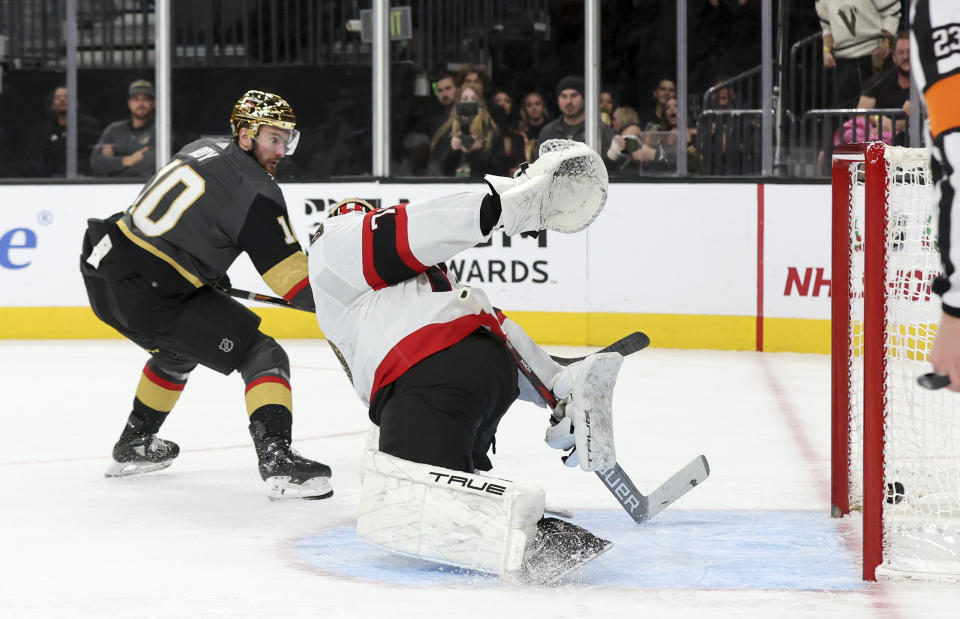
left=831, top=142, right=960, bottom=581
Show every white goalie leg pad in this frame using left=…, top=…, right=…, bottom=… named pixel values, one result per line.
left=551, top=352, right=622, bottom=471
left=485, top=139, right=608, bottom=235
left=500, top=317, right=563, bottom=408
left=358, top=450, right=545, bottom=577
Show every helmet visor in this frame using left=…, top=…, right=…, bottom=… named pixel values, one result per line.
left=284, top=128, right=300, bottom=155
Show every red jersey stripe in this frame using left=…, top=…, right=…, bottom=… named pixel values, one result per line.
left=283, top=276, right=310, bottom=301
left=369, top=312, right=507, bottom=403
left=245, top=374, right=291, bottom=394
left=143, top=364, right=186, bottom=392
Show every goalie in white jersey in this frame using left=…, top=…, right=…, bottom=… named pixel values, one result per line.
left=308, top=140, right=619, bottom=584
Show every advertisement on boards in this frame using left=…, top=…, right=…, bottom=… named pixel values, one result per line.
left=762, top=184, right=832, bottom=320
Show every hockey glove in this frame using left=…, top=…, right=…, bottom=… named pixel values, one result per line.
left=542, top=352, right=622, bottom=471
left=544, top=408, right=581, bottom=468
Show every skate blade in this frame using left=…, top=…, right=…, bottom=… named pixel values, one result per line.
left=548, top=538, right=613, bottom=585
left=104, top=459, right=173, bottom=478
left=265, top=475, right=334, bottom=501
left=525, top=538, right=614, bottom=586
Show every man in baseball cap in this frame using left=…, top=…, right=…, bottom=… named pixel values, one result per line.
left=128, top=79, right=155, bottom=98
left=90, top=79, right=156, bottom=177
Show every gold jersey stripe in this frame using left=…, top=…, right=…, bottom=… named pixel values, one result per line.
left=135, top=372, right=184, bottom=413
left=262, top=252, right=309, bottom=299
left=245, top=380, right=293, bottom=416
left=116, top=219, right=204, bottom=288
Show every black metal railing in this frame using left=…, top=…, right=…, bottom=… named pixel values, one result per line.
left=696, top=110, right=763, bottom=176
left=0, top=0, right=64, bottom=68
left=702, top=66, right=761, bottom=111
left=787, top=31, right=831, bottom=118
left=790, top=108, right=910, bottom=176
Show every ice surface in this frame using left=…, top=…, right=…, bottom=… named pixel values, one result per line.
left=2, top=340, right=960, bottom=618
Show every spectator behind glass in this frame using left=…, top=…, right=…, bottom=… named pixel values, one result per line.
left=655, top=97, right=698, bottom=173
left=25, top=86, right=100, bottom=177
left=490, top=89, right=527, bottom=175
left=536, top=75, right=615, bottom=167
left=394, top=71, right=457, bottom=177
left=817, top=0, right=901, bottom=107
left=817, top=30, right=912, bottom=174
left=856, top=31, right=912, bottom=136
left=704, top=74, right=736, bottom=110
left=90, top=79, right=157, bottom=178
left=611, top=106, right=640, bottom=134
left=457, top=64, right=491, bottom=100
left=642, top=78, right=676, bottom=131
left=428, top=72, right=458, bottom=136
left=600, top=91, right=616, bottom=127
left=606, top=124, right=664, bottom=176
left=519, top=91, right=552, bottom=161
left=429, top=85, right=504, bottom=179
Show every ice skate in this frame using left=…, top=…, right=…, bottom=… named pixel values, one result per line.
left=250, top=422, right=333, bottom=501
left=516, top=517, right=612, bottom=585
left=105, top=434, right=180, bottom=478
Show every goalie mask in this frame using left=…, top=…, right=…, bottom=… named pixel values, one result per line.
left=326, top=198, right=376, bottom=219
left=230, top=90, right=300, bottom=155
left=310, top=199, right=376, bottom=245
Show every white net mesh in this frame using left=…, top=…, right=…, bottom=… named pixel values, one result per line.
left=848, top=160, right=866, bottom=511
left=846, top=145, right=960, bottom=579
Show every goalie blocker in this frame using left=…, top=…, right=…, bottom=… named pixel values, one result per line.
left=358, top=432, right=612, bottom=584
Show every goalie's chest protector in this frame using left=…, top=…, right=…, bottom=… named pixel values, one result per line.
left=308, top=193, right=503, bottom=406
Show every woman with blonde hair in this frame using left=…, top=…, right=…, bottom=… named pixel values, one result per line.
left=611, top=106, right=640, bottom=134
left=430, top=85, right=505, bottom=178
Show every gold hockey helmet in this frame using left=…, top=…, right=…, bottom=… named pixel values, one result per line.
left=229, top=90, right=300, bottom=154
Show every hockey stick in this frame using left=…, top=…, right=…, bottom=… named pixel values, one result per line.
left=918, top=372, right=951, bottom=390
left=456, top=288, right=708, bottom=524
left=550, top=332, right=650, bottom=366
left=226, top=287, right=313, bottom=313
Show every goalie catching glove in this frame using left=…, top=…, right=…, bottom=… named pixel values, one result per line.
left=544, top=352, right=623, bottom=471
left=485, top=139, right=608, bottom=235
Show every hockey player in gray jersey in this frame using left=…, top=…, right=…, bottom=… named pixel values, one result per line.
left=308, top=140, right=620, bottom=583
left=80, top=90, right=332, bottom=500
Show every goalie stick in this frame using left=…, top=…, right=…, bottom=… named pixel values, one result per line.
left=456, top=288, right=708, bottom=524
left=550, top=332, right=650, bottom=366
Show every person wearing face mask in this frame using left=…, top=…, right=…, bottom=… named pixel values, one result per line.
left=489, top=89, right=527, bottom=175
left=429, top=85, right=505, bottom=178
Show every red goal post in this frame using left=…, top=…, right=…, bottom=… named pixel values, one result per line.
left=831, top=141, right=960, bottom=582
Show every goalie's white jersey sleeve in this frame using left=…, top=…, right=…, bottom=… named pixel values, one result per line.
left=308, top=192, right=507, bottom=405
